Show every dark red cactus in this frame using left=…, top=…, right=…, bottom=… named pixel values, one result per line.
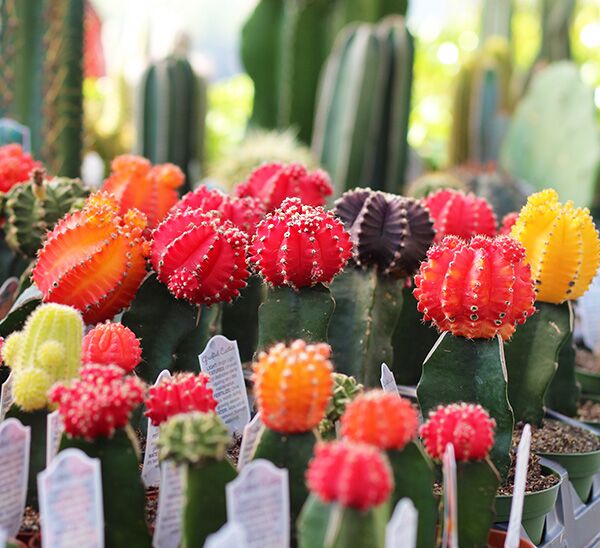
left=151, top=209, right=249, bottom=305
left=414, top=235, right=535, bottom=340
left=249, top=197, right=353, bottom=289
left=423, top=189, right=497, bottom=241
left=235, top=162, right=333, bottom=211
left=499, top=212, right=519, bottom=235
left=334, top=188, right=435, bottom=278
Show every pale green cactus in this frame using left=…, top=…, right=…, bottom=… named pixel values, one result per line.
left=318, top=373, right=363, bottom=438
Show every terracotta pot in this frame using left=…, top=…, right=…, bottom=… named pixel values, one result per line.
left=487, top=528, right=534, bottom=547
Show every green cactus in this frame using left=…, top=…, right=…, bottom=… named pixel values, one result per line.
left=136, top=53, right=207, bottom=190
left=312, top=16, right=414, bottom=195
left=545, top=328, right=580, bottom=416
left=480, top=0, right=512, bottom=42
left=318, top=373, right=363, bottom=440
left=536, top=0, right=574, bottom=65
left=159, top=412, right=237, bottom=548
left=2, top=169, right=88, bottom=258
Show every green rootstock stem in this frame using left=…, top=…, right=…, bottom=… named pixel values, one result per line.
left=329, top=269, right=403, bottom=387
left=504, top=301, right=571, bottom=425
left=257, top=284, right=334, bottom=351
left=417, top=333, right=513, bottom=480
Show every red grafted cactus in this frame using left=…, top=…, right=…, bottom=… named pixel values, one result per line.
left=235, top=162, right=333, bottom=211
left=420, top=403, right=496, bottom=462
left=249, top=198, right=353, bottom=289
left=499, top=212, right=519, bottom=235
left=151, top=209, right=249, bottom=305
left=82, top=322, right=142, bottom=373
left=145, top=372, right=218, bottom=426
left=414, top=235, right=535, bottom=340
left=306, top=441, right=393, bottom=510
left=340, top=390, right=418, bottom=451
left=49, top=364, right=145, bottom=440
left=32, top=192, right=149, bottom=324
left=0, top=144, right=42, bottom=193
left=102, top=154, right=184, bottom=228
left=423, top=189, right=497, bottom=241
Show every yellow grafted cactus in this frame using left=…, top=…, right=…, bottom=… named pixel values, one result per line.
left=1, top=303, right=84, bottom=411
left=511, top=189, right=600, bottom=303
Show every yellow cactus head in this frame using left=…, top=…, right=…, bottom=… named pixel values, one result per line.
left=511, top=189, right=600, bottom=303
left=13, top=368, right=52, bottom=411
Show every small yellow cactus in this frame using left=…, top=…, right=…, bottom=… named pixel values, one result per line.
left=511, top=189, right=600, bottom=304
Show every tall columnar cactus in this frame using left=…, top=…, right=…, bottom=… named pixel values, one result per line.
left=420, top=403, right=499, bottom=548
left=312, top=15, right=414, bottom=195
left=136, top=54, right=207, bottom=189
left=52, top=364, right=150, bottom=547
left=536, top=0, right=574, bottom=65
left=82, top=322, right=142, bottom=373
left=32, top=192, right=149, bottom=324
left=415, top=235, right=536, bottom=478
left=2, top=169, right=88, bottom=257
left=329, top=189, right=435, bottom=385
left=298, top=440, right=393, bottom=548
left=159, top=412, right=237, bottom=548
left=252, top=340, right=333, bottom=531
left=506, top=189, right=600, bottom=423
left=249, top=198, right=352, bottom=348
left=341, top=391, right=437, bottom=548
left=0, top=144, right=42, bottom=193
left=0, top=0, right=84, bottom=177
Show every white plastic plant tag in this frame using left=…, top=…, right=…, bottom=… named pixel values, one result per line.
left=142, top=369, right=172, bottom=488
left=505, top=424, right=531, bottom=548
left=204, top=522, right=247, bottom=548
left=46, top=410, right=64, bottom=466
left=226, top=459, right=289, bottom=548
left=0, top=419, right=30, bottom=537
left=380, top=363, right=400, bottom=396
left=199, top=336, right=251, bottom=435
left=0, top=372, right=14, bottom=421
left=153, top=461, right=184, bottom=548
left=577, top=268, right=600, bottom=352
left=38, top=448, right=103, bottom=548
left=442, top=443, right=458, bottom=548
left=386, top=498, right=418, bottom=548
left=0, top=526, right=6, bottom=548
left=237, top=413, right=263, bottom=471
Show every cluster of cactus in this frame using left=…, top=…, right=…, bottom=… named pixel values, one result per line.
left=0, top=144, right=41, bottom=193
left=81, top=322, right=142, bottom=373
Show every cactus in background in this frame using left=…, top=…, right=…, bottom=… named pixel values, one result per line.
left=82, top=322, right=142, bottom=373
left=536, top=0, right=574, bottom=65
left=52, top=364, right=150, bottom=547
left=136, top=54, right=207, bottom=189
left=341, top=391, right=437, bottom=548
left=421, top=403, right=499, bottom=548
left=312, top=16, right=414, bottom=195
left=252, top=340, right=333, bottom=530
left=249, top=198, right=352, bottom=348
left=298, top=440, right=393, bottom=548
left=2, top=169, right=88, bottom=257
left=32, top=192, right=148, bottom=324
left=480, top=0, right=512, bottom=42
left=318, top=372, right=362, bottom=440
left=405, top=171, right=465, bottom=199
left=329, top=189, right=435, bottom=385
left=0, top=144, right=41, bottom=193
left=0, top=0, right=84, bottom=177
left=159, top=412, right=237, bottom=547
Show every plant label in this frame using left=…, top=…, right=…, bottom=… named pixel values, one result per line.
left=505, top=424, right=531, bottom=548
left=199, top=336, right=250, bottom=435
left=0, top=526, right=6, bottom=548
left=237, top=413, right=263, bottom=471
left=46, top=410, right=64, bottom=467
left=37, top=448, right=103, bottom=548
left=380, top=363, right=400, bottom=397
left=577, top=269, right=600, bottom=352
left=386, top=498, right=418, bottom=548
left=204, top=522, right=247, bottom=548
left=153, top=461, right=184, bottom=548
left=142, top=369, right=172, bottom=488
left=0, top=372, right=13, bottom=421
left=226, top=459, right=289, bottom=548
left=442, top=444, right=458, bottom=548
left=0, top=419, right=30, bottom=537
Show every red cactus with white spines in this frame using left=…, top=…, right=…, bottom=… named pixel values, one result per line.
left=423, top=188, right=497, bottom=241
left=235, top=162, right=333, bottom=212
left=249, top=197, right=353, bottom=289
left=420, top=403, right=496, bottom=462
left=145, top=372, right=217, bottom=426
left=0, top=144, right=42, bottom=193
left=82, top=322, right=142, bottom=373
left=413, top=234, right=535, bottom=340
left=499, top=212, right=519, bottom=235
left=151, top=208, right=249, bottom=305
left=306, top=441, right=393, bottom=511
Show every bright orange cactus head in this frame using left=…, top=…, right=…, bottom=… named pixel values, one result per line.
left=252, top=340, right=334, bottom=433
left=32, top=192, right=149, bottom=324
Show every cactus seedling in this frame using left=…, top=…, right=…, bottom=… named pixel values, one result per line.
left=299, top=441, right=393, bottom=548
left=421, top=403, right=500, bottom=548
left=81, top=322, right=142, bottom=373
left=32, top=192, right=149, bottom=324
left=318, top=373, right=362, bottom=440
left=159, top=412, right=237, bottom=547
left=0, top=144, right=41, bottom=193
